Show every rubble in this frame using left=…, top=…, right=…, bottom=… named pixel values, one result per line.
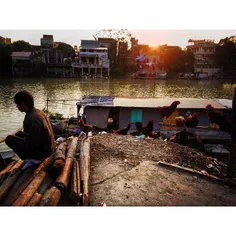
left=90, top=133, right=227, bottom=177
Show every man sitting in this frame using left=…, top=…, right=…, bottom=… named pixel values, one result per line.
left=5, top=91, right=56, bottom=160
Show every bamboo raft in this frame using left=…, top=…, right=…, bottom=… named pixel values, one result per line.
left=0, top=136, right=91, bottom=206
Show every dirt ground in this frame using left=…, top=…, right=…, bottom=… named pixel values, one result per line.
left=89, top=134, right=236, bottom=206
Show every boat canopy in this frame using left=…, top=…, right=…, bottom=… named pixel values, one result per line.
left=136, top=54, right=146, bottom=62
left=76, top=96, right=231, bottom=109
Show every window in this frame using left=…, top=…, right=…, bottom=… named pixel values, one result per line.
left=130, top=109, right=142, bottom=123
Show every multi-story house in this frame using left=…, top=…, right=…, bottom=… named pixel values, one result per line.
left=97, top=38, right=118, bottom=66
left=137, top=45, right=166, bottom=74
left=11, top=51, right=34, bottom=76
left=0, top=36, right=11, bottom=44
left=40, top=35, right=54, bottom=49
left=39, top=35, right=72, bottom=77
left=73, top=40, right=109, bottom=77
left=186, top=39, right=221, bottom=76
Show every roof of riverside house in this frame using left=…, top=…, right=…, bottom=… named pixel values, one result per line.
left=215, top=99, right=232, bottom=109
left=76, top=96, right=231, bottom=109
left=11, top=51, right=32, bottom=57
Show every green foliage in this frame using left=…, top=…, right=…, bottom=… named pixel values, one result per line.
left=214, top=35, right=236, bottom=71
left=159, top=46, right=194, bottom=72
left=34, top=56, right=44, bottom=65
left=55, top=42, right=75, bottom=58
left=12, top=40, right=32, bottom=51
left=94, top=29, right=132, bottom=49
left=0, top=41, right=12, bottom=75
left=42, top=108, right=64, bottom=120
left=49, top=112, right=64, bottom=120
left=64, top=58, right=72, bottom=64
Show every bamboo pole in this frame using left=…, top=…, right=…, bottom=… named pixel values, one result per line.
left=50, top=141, right=67, bottom=179
left=0, top=168, right=22, bottom=202
left=53, top=137, right=78, bottom=192
left=54, top=158, right=74, bottom=192
left=67, top=137, right=79, bottom=159
left=9, top=160, right=25, bottom=172
left=0, top=161, right=17, bottom=175
left=0, top=160, right=19, bottom=185
left=79, top=138, right=90, bottom=206
left=27, top=192, right=42, bottom=206
left=0, top=156, right=6, bottom=172
left=0, top=160, right=25, bottom=186
left=12, top=170, right=47, bottom=206
left=70, top=160, right=81, bottom=204
left=227, top=87, right=236, bottom=178
left=0, top=127, right=23, bottom=144
left=27, top=173, right=53, bottom=206
left=1, top=166, right=36, bottom=205
left=2, top=155, right=54, bottom=206
left=39, top=186, right=61, bottom=206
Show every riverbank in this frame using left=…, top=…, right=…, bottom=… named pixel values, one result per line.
left=1, top=133, right=236, bottom=206
left=89, top=134, right=236, bottom=206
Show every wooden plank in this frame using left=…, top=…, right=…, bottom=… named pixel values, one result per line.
left=157, top=161, right=236, bottom=189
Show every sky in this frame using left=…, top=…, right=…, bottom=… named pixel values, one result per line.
left=1, top=30, right=236, bottom=49
left=1, top=0, right=236, bottom=49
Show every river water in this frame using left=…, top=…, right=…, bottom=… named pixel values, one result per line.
left=0, top=77, right=235, bottom=152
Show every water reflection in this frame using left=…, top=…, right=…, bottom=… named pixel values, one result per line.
left=0, top=77, right=235, bottom=152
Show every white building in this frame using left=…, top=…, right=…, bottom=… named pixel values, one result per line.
left=72, top=40, right=110, bottom=77
left=186, top=39, right=221, bottom=76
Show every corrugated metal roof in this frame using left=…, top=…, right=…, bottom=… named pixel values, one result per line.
left=77, top=96, right=229, bottom=109
left=214, top=99, right=232, bottom=109
left=113, top=98, right=227, bottom=109
left=11, top=51, right=32, bottom=57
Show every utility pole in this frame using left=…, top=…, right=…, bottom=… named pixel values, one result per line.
left=153, top=80, right=155, bottom=98
left=227, top=87, right=236, bottom=178
left=46, top=98, right=49, bottom=114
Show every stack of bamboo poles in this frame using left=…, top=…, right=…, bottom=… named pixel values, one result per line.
left=0, top=136, right=91, bottom=206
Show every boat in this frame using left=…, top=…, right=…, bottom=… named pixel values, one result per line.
left=75, top=95, right=232, bottom=143
left=134, top=71, right=167, bottom=79
left=178, top=73, right=196, bottom=79
left=0, top=150, right=15, bottom=160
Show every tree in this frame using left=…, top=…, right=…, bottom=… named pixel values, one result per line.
left=55, top=42, right=75, bottom=59
left=214, top=36, right=236, bottom=73
left=159, top=46, right=194, bottom=73
left=94, top=29, right=132, bottom=52
left=0, top=41, right=12, bottom=76
left=12, top=40, right=32, bottom=51
left=94, top=29, right=134, bottom=74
